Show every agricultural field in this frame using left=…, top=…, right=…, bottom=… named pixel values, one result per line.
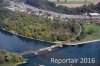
left=48, top=0, right=100, bottom=7
left=91, top=0, right=100, bottom=4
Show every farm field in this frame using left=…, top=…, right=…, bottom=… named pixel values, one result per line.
left=48, top=0, right=100, bottom=7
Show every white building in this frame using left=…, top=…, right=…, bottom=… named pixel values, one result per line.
left=88, top=13, right=100, bottom=17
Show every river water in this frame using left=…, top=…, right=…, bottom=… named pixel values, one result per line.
left=0, top=29, right=100, bottom=66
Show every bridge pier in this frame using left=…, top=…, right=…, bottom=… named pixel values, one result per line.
left=34, top=52, right=38, bottom=55
left=59, top=45, right=63, bottom=47
left=48, top=49, right=52, bottom=51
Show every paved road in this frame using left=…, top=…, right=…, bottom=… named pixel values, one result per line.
left=7, top=2, right=100, bottom=19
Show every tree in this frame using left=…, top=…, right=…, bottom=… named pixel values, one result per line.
left=65, top=0, right=67, bottom=2
left=0, top=50, right=23, bottom=64
left=57, top=0, right=59, bottom=2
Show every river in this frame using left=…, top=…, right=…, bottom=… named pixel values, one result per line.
left=0, top=29, right=100, bottom=66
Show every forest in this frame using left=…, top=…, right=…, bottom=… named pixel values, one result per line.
left=0, top=50, right=23, bottom=64
left=0, top=0, right=79, bottom=42
left=1, top=12, right=79, bottom=42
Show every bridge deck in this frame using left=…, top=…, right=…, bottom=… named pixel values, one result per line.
left=20, top=42, right=69, bottom=55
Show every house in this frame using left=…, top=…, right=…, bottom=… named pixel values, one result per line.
left=48, top=16, right=54, bottom=20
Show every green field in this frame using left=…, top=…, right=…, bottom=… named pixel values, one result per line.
left=82, top=24, right=100, bottom=41
left=83, top=24, right=100, bottom=33
left=72, top=24, right=100, bottom=43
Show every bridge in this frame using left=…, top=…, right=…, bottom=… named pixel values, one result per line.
left=20, top=41, right=70, bottom=55
left=20, top=39, right=100, bottom=55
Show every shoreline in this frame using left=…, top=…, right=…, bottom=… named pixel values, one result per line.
left=66, top=39, right=100, bottom=45
left=15, top=61, right=27, bottom=66
left=0, top=62, right=27, bottom=66
left=0, top=28, right=57, bottom=44
left=0, top=28, right=100, bottom=45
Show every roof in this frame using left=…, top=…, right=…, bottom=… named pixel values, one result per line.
left=89, top=13, right=100, bottom=15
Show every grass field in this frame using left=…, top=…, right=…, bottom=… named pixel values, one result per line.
left=72, top=24, right=100, bottom=43
left=82, top=24, right=100, bottom=41
left=83, top=24, right=100, bottom=33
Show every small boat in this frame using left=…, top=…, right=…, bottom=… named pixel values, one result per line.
left=34, top=63, right=45, bottom=66
left=38, top=64, right=45, bottom=66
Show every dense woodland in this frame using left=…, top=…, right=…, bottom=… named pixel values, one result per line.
left=2, top=10, right=99, bottom=42
left=1, top=12, right=79, bottom=41
left=25, top=0, right=100, bottom=15
left=0, top=50, right=23, bottom=64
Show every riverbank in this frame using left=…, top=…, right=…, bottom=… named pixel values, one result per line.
left=15, top=61, right=27, bottom=66
left=0, top=49, right=25, bottom=66
left=0, top=62, right=27, bottom=66
left=1, top=28, right=100, bottom=46
left=0, top=28, right=57, bottom=44
left=67, top=39, right=100, bottom=45
left=68, top=33, right=100, bottom=45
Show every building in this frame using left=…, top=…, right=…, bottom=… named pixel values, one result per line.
left=88, top=13, right=100, bottom=17
left=48, top=16, right=54, bottom=20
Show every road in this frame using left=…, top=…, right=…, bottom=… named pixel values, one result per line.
left=7, top=2, right=100, bottom=19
